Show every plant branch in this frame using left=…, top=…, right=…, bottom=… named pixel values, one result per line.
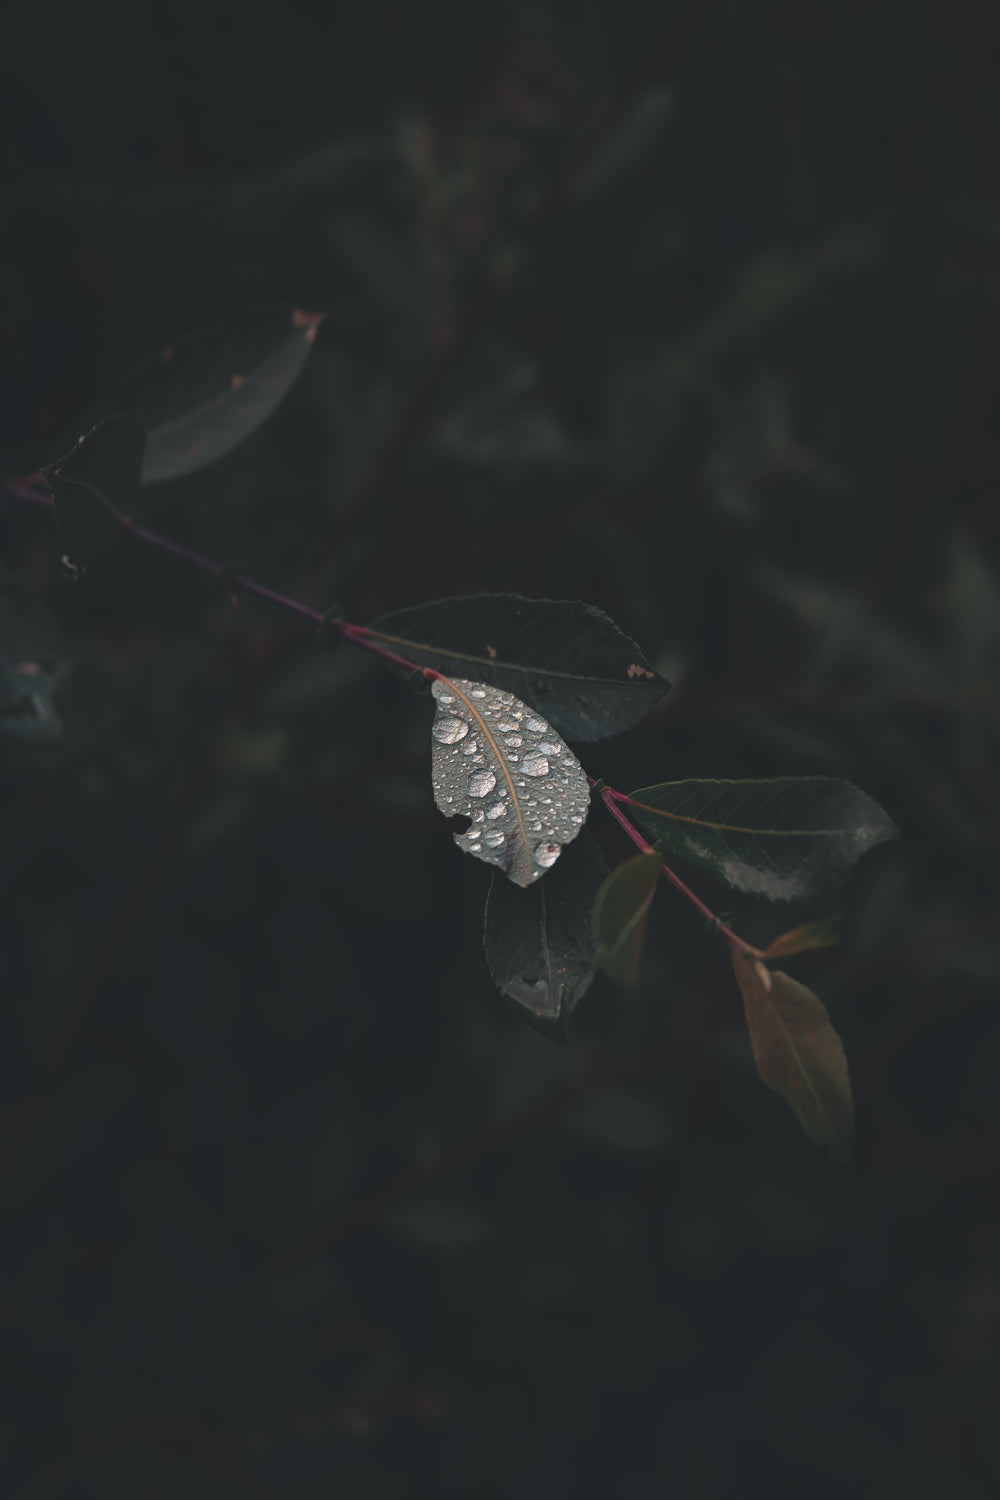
left=596, top=782, right=760, bottom=956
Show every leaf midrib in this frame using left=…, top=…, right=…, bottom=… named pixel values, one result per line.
left=627, top=798, right=846, bottom=839
left=443, top=676, right=531, bottom=879
left=366, top=626, right=650, bottom=689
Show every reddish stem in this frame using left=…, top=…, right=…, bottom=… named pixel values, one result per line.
left=597, top=783, right=758, bottom=955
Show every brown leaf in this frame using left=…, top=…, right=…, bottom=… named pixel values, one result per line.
left=731, top=948, right=853, bottom=1163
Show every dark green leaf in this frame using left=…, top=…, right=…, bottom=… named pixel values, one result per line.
left=484, top=830, right=609, bottom=1040
left=762, top=913, right=843, bottom=959
left=627, top=777, right=898, bottom=901
left=0, top=562, right=70, bottom=745
left=593, top=850, right=661, bottom=987
left=48, top=303, right=323, bottom=486
left=731, top=948, right=853, bottom=1163
left=41, top=416, right=144, bottom=565
left=367, top=594, right=669, bottom=741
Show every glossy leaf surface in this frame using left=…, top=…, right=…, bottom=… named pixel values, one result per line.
left=41, top=416, right=144, bottom=565
left=731, top=949, right=853, bottom=1163
left=593, top=850, right=661, bottom=987
left=627, top=777, right=898, bottom=901
left=430, top=677, right=589, bottom=887
left=49, top=303, right=323, bottom=485
left=0, top=563, right=70, bottom=745
left=368, top=594, right=669, bottom=741
left=484, top=831, right=608, bottom=1039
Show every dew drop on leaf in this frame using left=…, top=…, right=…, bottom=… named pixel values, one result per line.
left=484, top=829, right=506, bottom=848
left=521, top=752, right=550, bottom=778
left=533, top=841, right=561, bottom=868
left=467, top=769, right=497, bottom=797
left=432, top=715, right=469, bottom=744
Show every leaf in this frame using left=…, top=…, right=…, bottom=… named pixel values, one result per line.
left=41, top=415, right=145, bottom=564
left=626, top=777, right=898, bottom=901
left=48, top=302, right=323, bottom=486
left=430, top=677, right=590, bottom=887
left=592, top=850, right=661, bottom=987
left=731, top=948, right=853, bottom=1163
left=484, top=831, right=609, bottom=1039
left=368, top=594, right=669, bottom=741
left=762, top=913, right=843, bottom=960
left=0, top=561, right=70, bottom=745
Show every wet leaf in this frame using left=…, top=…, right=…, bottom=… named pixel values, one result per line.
left=369, top=594, right=669, bottom=741
left=430, top=677, right=589, bottom=887
left=731, top=948, right=853, bottom=1163
left=593, top=850, right=661, bottom=987
left=762, top=913, right=843, bottom=960
left=48, top=303, right=323, bottom=486
left=484, top=831, right=608, bottom=1039
left=41, top=416, right=145, bottom=564
left=627, top=777, right=898, bottom=901
left=0, top=562, right=70, bottom=745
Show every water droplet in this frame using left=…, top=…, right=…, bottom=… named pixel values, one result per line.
left=467, top=769, right=496, bottom=798
left=534, top=841, right=561, bottom=868
left=526, top=717, right=546, bottom=733
left=520, top=752, right=549, bottom=778
left=462, top=741, right=479, bottom=755
left=466, top=827, right=481, bottom=839
left=434, top=689, right=454, bottom=705
left=432, top=715, right=469, bottom=744
left=505, top=752, right=519, bottom=763
left=504, top=735, right=523, bottom=748
left=498, top=719, right=517, bottom=732
left=485, top=802, right=505, bottom=820
left=538, top=742, right=560, bottom=756
left=472, top=809, right=485, bottom=823
left=471, top=688, right=487, bottom=698
left=529, top=820, right=542, bottom=831
left=483, top=828, right=505, bottom=848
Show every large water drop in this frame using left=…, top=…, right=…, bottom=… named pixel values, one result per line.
left=432, top=715, right=469, bottom=744
left=467, top=769, right=497, bottom=798
left=533, top=841, right=561, bottom=869
left=520, top=752, right=549, bottom=778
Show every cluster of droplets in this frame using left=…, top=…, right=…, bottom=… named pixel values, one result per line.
left=430, top=678, right=590, bottom=887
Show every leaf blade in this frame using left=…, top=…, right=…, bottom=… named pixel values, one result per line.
left=731, top=948, right=853, bottom=1163
left=430, top=677, right=589, bottom=887
left=369, top=594, right=669, bottom=741
left=48, top=303, right=323, bottom=486
left=627, top=777, right=898, bottom=901
left=484, top=831, right=609, bottom=1038
left=762, top=913, right=843, bottom=960
left=593, top=850, right=661, bottom=987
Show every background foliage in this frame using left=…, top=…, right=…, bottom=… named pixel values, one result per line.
left=2, top=2, right=999, bottom=1495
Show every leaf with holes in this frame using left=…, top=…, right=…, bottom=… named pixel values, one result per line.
left=48, top=302, right=323, bottom=486
left=731, top=948, right=853, bottom=1163
left=368, top=594, right=669, bottom=741
left=626, top=777, right=898, bottom=901
left=42, top=416, right=145, bottom=564
left=484, top=831, right=608, bottom=1039
left=593, top=850, right=661, bottom=987
left=431, top=677, right=590, bottom=887
left=0, top=561, right=70, bottom=745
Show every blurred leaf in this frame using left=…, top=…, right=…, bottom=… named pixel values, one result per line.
left=0, top=561, right=69, bottom=745
left=49, top=302, right=323, bottom=485
left=330, top=211, right=430, bottom=319
left=627, top=777, right=898, bottom=901
left=731, top=948, right=853, bottom=1163
left=574, top=88, right=675, bottom=199
left=41, top=416, right=144, bottom=565
left=367, top=594, right=669, bottom=741
left=762, top=914, right=843, bottom=960
left=592, top=850, right=661, bottom=987
left=484, top=830, right=608, bottom=1039
left=384, top=1196, right=492, bottom=1254
left=569, top=1089, right=673, bottom=1153
left=430, top=677, right=589, bottom=888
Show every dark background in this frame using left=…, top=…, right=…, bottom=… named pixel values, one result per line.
left=2, top=2, right=1000, bottom=1495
